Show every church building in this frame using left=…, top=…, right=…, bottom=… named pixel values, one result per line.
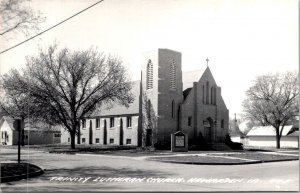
left=61, top=49, right=229, bottom=149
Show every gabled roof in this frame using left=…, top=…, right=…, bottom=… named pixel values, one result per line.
left=183, top=88, right=192, bottom=100
left=26, top=122, right=62, bottom=132
left=91, top=81, right=140, bottom=117
left=288, top=131, right=299, bottom=136
left=182, top=68, right=206, bottom=90
left=230, top=127, right=244, bottom=137
left=0, top=116, right=61, bottom=132
left=247, top=125, right=295, bottom=136
left=0, top=116, right=15, bottom=131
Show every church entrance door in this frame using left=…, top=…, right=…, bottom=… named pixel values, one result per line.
left=204, top=117, right=214, bottom=143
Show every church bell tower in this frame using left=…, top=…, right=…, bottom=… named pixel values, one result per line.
left=140, top=49, right=183, bottom=149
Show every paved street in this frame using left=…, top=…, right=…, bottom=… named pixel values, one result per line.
left=0, top=148, right=299, bottom=192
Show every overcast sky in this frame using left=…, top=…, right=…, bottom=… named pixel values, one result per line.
left=0, top=0, right=298, bottom=118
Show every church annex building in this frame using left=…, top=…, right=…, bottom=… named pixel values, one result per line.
left=61, top=49, right=229, bottom=148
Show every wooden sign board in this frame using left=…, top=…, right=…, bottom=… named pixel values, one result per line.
left=171, top=131, right=188, bottom=152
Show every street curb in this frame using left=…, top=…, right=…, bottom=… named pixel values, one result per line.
left=49, top=151, right=299, bottom=165
left=149, top=158, right=299, bottom=165
left=1, top=163, right=44, bottom=183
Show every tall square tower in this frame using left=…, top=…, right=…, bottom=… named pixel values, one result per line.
left=140, top=49, right=183, bottom=149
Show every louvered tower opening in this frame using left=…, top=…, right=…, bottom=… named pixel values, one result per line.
left=169, top=60, right=176, bottom=90
left=146, top=60, right=153, bottom=90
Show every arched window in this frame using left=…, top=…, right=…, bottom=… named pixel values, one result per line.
left=171, top=100, right=175, bottom=118
left=146, top=60, right=153, bottom=90
left=169, top=60, right=176, bottom=90
left=206, top=81, right=209, bottom=104
left=203, top=85, right=205, bottom=103
left=211, top=87, right=214, bottom=104
left=214, top=87, right=217, bottom=104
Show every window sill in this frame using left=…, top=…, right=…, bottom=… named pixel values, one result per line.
left=127, top=127, right=132, bottom=129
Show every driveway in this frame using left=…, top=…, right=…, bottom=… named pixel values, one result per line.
left=0, top=148, right=298, bottom=192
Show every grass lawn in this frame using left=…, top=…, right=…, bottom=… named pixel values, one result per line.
left=211, top=152, right=298, bottom=161
left=148, top=155, right=248, bottom=164
left=49, top=147, right=174, bottom=157
left=1, top=163, right=41, bottom=179
left=148, top=152, right=298, bottom=164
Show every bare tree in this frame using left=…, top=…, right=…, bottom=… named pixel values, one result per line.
left=242, top=71, right=299, bottom=148
left=0, top=69, right=38, bottom=145
left=0, top=0, right=45, bottom=36
left=1, top=45, right=134, bottom=149
left=1, top=70, right=29, bottom=119
left=0, top=69, right=53, bottom=124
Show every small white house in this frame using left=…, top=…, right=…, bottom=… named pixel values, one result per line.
left=246, top=125, right=299, bottom=148
left=0, top=116, right=61, bottom=145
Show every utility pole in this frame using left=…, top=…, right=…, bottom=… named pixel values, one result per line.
left=13, top=119, right=23, bottom=163
left=234, top=113, right=237, bottom=132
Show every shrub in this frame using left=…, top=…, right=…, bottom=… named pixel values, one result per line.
left=154, top=141, right=170, bottom=150
left=188, top=132, right=211, bottom=150
left=225, top=134, right=243, bottom=150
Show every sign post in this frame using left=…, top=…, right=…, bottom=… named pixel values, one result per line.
left=13, top=119, right=23, bottom=163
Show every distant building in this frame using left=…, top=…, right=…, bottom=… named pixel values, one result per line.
left=246, top=125, right=299, bottom=148
left=0, top=116, right=61, bottom=145
left=61, top=49, right=229, bottom=148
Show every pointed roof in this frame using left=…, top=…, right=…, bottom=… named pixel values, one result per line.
left=182, top=68, right=207, bottom=90
left=230, top=125, right=244, bottom=137
left=0, top=116, right=15, bottom=131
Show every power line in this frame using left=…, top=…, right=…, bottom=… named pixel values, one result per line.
left=0, top=0, right=104, bottom=55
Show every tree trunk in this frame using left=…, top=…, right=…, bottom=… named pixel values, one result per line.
left=77, top=125, right=81, bottom=145
left=21, top=118, right=25, bottom=146
left=70, top=131, right=76, bottom=149
left=275, top=128, right=281, bottom=149
left=21, top=128, right=25, bottom=146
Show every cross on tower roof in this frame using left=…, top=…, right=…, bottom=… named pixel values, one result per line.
left=206, top=58, right=209, bottom=67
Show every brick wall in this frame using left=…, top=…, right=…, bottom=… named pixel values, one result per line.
left=141, top=49, right=183, bottom=147
left=157, top=49, right=183, bottom=145
left=181, top=67, right=229, bottom=144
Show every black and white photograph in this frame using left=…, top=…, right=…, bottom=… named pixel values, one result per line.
left=0, top=0, right=298, bottom=192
